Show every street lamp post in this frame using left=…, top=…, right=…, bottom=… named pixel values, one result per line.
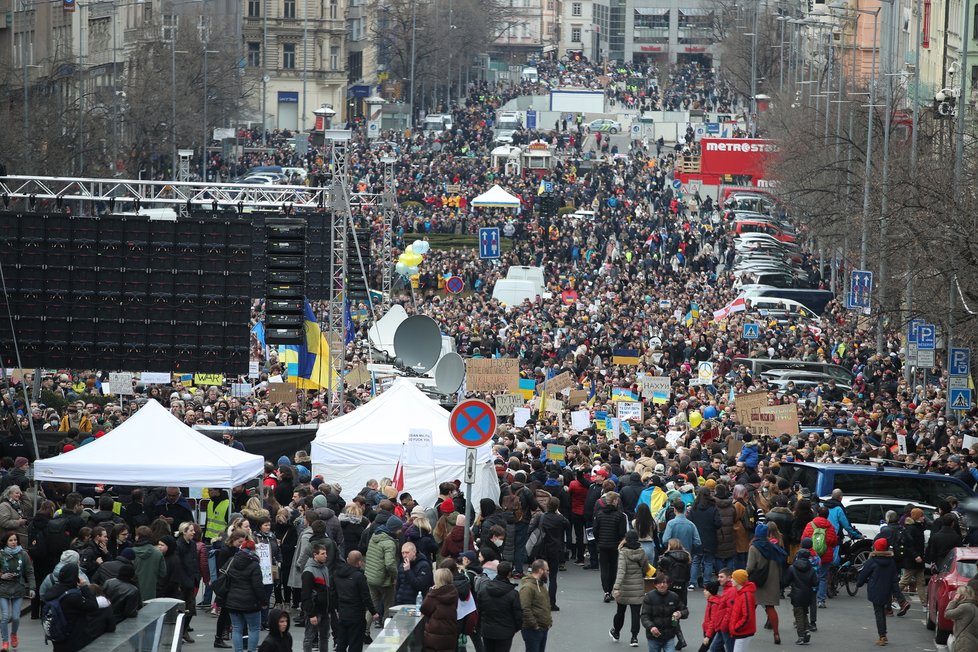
left=408, top=0, right=417, bottom=130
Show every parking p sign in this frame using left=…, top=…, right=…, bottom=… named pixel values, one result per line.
left=950, top=348, right=971, bottom=377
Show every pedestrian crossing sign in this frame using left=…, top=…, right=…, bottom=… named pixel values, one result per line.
left=742, top=323, right=760, bottom=340
left=950, top=388, right=972, bottom=410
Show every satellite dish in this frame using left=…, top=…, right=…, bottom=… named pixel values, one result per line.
left=368, top=305, right=408, bottom=357
left=393, top=315, right=443, bottom=372
left=433, top=352, right=465, bottom=395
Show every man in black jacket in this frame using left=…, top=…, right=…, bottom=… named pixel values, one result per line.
left=531, top=498, right=570, bottom=610
left=926, top=514, right=963, bottom=567
left=899, top=508, right=927, bottom=605
left=477, top=562, right=523, bottom=651
left=640, top=574, right=688, bottom=649
left=301, top=544, right=332, bottom=652
left=331, top=551, right=375, bottom=652
left=592, top=492, right=627, bottom=603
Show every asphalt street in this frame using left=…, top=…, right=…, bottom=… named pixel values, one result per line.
left=9, top=562, right=946, bottom=652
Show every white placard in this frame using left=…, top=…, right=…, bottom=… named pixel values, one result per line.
left=256, top=542, right=273, bottom=585
left=405, top=428, right=435, bottom=466
left=607, top=417, right=621, bottom=434
left=963, top=434, right=978, bottom=451
left=108, top=372, right=134, bottom=396
left=665, top=430, right=683, bottom=446
left=514, top=407, right=532, bottom=427
left=697, top=362, right=714, bottom=384
left=248, top=360, right=260, bottom=379
left=571, top=409, right=591, bottom=431
left=231, top=383, right=253, bottom=398
left=896, top=434, right=908, bottom=455
left=141, top=372, right=171, bottom=384
left=617, top=401, right=643, bottom=422
left=494, top=394, right=524, bottom=416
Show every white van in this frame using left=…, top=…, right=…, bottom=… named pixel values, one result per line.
left=505, top=265, right=546, bottom=288
left=492, top=279, right=539, bottom=307
left=521, top=66, right=539, bottom=83
left=746, top=296, right=818, bottom=320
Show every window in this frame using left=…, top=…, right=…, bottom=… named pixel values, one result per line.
left=248, top=0, right=261, bottom=17
left=248, top=41, right=261, bottom=67
left=162, top=14, right=177, bottom=42
left=571, top=26, right=581, bottom=42
left=329, top=45, right=339, bottom=69
left=923, top=0, right=931, bottom=48
left=283, top=0, right=295, bottom=18
left=329, top=0, right=337, bottom=19
left=283, top=43, right=295, bottom=68
left=572, top=2, right=581, bottom=16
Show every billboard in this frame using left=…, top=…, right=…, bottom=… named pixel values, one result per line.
left=698, top=138, right=778, bottom=179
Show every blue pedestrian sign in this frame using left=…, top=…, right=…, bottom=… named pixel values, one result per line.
left=847, top=270, right=873, bottom=312
left=950, top=388, right=973, bottom=411
left=479, top=227, right=500, bottom=259
left=742, top=323, right=760, bottom=340
left=950, top=348, right=971, bottom=376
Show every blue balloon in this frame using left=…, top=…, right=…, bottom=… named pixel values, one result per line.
left=703, top=406, right=718, bottom=419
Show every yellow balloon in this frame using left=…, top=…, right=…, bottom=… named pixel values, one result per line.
left=689, top=411, right=703, bottom=428
left=404, top=244, right=415, bottom=254
left=403, top=253, right=423, bottom=267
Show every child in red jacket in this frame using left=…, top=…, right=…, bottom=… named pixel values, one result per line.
left=709, top=569, right=735, bottom=652
left=702, top=581, right=725, bottom=651
left=728, top=569, right=758, bottom=647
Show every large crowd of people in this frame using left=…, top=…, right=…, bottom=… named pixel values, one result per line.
left=0, top=58, right=977, bottom=652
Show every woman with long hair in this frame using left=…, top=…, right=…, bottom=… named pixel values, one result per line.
left=610, top=531, right=649, bottom=647
left=632, top=503, right=659, bottom=564
left=789, top=499, right=815, bottom=561
left=746, top=523, right=787, bottom=645
left=0, top=530, right=34, bottom=650
left=107, top=523, right=132, bottom=559
left=944, top=583, right=978, bottom=652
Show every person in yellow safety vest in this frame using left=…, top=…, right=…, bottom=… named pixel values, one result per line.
left=204, top=488, right=231, bottom=543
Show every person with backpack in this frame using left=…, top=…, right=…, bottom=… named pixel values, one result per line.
left=41, top=563, right=98, bottom=652
left=746, top=523, right=786, bottom=645
left=800, top=507, right=837, bottom=609
left=782, top=546, right=817, bottom=645
left=0, top=530, right=34, bottom=650
left=876, top=511, right=911, bottom=617
left=856, top=538, right=902, bottom=646
left=610, top=530, right=650, bottom=647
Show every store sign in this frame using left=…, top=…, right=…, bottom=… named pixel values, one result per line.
left=698, top=138, right=779, bottom=178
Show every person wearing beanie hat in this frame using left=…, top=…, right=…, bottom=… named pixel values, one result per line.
left=746, top=521, right=787, bottom=644
left=42, top=562, right=99, bottom=649
left=899, top=507, right=928, bottom=607
left=701, top=580, right=725, bottom=650
left=364, top=512, right=400, bottom=629
left=611, top=529, right=650, bottom=647
left=783, top=535, right=818, bottom=645
left=856, top=536, right=901, bottom=646
left=727, top=569, right=757, bottom=643
left=102, top=561, right=142, bottom=622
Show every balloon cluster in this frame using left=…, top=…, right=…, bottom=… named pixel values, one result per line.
left=395, top=240, right=430, bottom=278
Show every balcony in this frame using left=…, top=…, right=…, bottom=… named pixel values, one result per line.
left=634, top=26, right=669, bottom=43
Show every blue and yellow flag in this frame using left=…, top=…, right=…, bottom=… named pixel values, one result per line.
left=280, top=301, right=338, bottom=390
left=612, top=348, right=640, bottom=365
left=683, top=311, right=694, bottom=327
left=690, top=302, right=700, bottom=318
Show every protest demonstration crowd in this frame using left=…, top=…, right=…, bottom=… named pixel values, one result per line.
left=1, top=57, right=977, bottom=652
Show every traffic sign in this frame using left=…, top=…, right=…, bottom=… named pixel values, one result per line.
left=916, top=323, right=936, bottom=350
left=907, top=319, right=925, bottom=344
left=464, top=447, right=477, bottom=483
left=847, top=270, right=873, bottom=313
left=479, top=227, right=500, bottom=259
left=542, top=181, right=554, bottom=194
left=950, top=347, right=971, bottom=376
left=445, top=276, right=464, bottom=294
left=742, top=323, right=760, bottom=340
left=672, top=179, right=682, bottom=190
left=449, top=399, right=497, bottom=447
left=950, top=388, right=972, bottom=410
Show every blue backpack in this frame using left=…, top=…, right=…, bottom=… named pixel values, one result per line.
left=42, top=588, right=80, bottom=643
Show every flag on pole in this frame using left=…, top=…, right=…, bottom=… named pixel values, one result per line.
left=393, top=444, right=405, bottom=492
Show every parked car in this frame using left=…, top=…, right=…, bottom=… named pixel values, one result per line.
left=776, top=461, right=975, bottom=505
left=927, top=546, right=978, bottom=643
left=840, top=496, right=935, bottom=542
left=588, top=119, right=622, bottom=133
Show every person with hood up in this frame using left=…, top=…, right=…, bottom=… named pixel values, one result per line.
left=131, top=526, right=166, bottom=602
left=421, top=568, right=459, bottom=652
left=519, top=560, right=552, bottom=652
left=364, top=516, right=401, bottom=629
left=39, top=550, right=91, bottom=599
left=727, top=569, right=757, bottom=650
left=41, top=563, right=98, bottom=652
left=224, top=540, right=265, bottom=652
left=257, top=609, right=291, bottom=652
left=782, top=547, right=817, bottom=645
left=745, top=523, right=786, bottom=645
left=331, top=551, right=375, bottom=652
left=394, top=541, right=432, bottom=606
left=310, top=495, right=344, bottom=548
left=640, top=573, right=688, bottom=652
left=439, top=514, right=473, bottom=560
left=300, top=543, right=331, bottom=652
left=856, top=538, right=902, bottom=646
left=102, top=563, right=142, bottom=622
left=0, top=529, right=33, bottom=650
left=529, top=497, right=570, bottom=610
left=737, top=434, right=759, bottom=471
left=610, top=530, right=650, bottom=647
left=701, top=581, right=725, bottom=652
left=800, top=507, right=837, bottom=609
left=477, top=561, right=522, bottom=652
left=593, top=492, right=627, bottom=603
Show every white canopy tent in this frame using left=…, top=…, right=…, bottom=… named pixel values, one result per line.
left=34, top=399, right=265, bottom=487
left=311, top=379, right=500, bottom=509
left=471, top=184, right=522, bottom=211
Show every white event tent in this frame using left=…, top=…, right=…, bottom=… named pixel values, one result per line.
left=311, top=379, right=499, bottom=509
left=471, top=184, right=522, bottom=211
left=34, top=399, right=265, bottom=487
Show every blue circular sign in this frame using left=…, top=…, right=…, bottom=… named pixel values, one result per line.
left=449, top=400, right=497, bottom=447
left=446, top=276, right=464, bottom=294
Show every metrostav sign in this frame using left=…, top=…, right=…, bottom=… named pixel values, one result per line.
left=699, top=138, right=778, bottom=178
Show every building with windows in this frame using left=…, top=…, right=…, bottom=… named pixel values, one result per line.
left=493, top=0, right=559, bottom=61
left=241, top=0, right=348, bottom=131
left=557, top=0, right=717, bottom=65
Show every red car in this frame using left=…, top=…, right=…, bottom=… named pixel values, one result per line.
left=927, top=546, right=978, bottom=643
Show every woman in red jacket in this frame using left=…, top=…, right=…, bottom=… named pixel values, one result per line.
left=567, top=469, right=589, bottom=565
left=727, top=569, right=757, bottom=651
left=701, top=581, right=726, bottom=650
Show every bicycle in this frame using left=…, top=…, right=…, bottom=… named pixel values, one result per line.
left=827, top=533, right=871, bottom=598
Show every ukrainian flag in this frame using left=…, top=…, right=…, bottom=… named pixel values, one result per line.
left=683, top=311, right=694, bottom=327
left=611, top=388, right=638, bottom=402
left=279, top=301, right=338, bottom=390
left=612, top=348, right=640, bottom=365
left=690, top=303, right=700, bottom=318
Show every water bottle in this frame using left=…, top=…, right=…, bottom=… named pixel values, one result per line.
left=415, top=592, right=422, bottom=614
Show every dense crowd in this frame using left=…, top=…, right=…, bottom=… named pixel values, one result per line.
left=1, top=58, right=977, bottom=652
